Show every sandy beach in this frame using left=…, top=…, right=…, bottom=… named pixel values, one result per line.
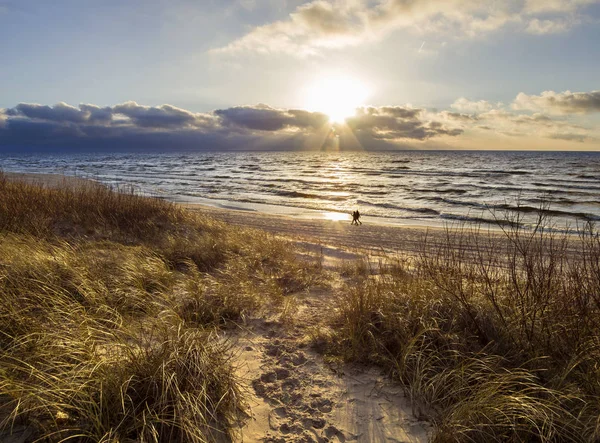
left=184, top=203, right=435, bottom=256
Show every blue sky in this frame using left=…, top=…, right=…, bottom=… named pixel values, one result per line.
left=1, top=0, right=599, bottom=151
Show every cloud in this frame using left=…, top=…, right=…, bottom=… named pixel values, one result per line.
left=7, top=102, right=92, bottom=123
left=0, top=98, right=596, bottom=152
left=212, top=0, right=600, bottom=55
left=451, top=97, right=497, bottom=113
left=346, top=106, right=462, bottom=140
left=525, top=18, right=572, bottom=34
left=79, top=104, right=114, bottom=124
left=512, top=90, right=600, bottom=114
left=524, top=0, right=598, bottom=14
left=468, top=107, right=595, bottom=143
left=547, top=132, right=592, bottom=142
left=436, top=110, right=480, bottom=122
left=214, top=104, right=328, bottom=131
left=112, top=101, right=216, bottom=128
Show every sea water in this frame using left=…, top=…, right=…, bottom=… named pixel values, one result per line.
left=2, top=151, right=600, bottom=230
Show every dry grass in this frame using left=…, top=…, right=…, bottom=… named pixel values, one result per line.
left=0, top=173, right=320, bottom=442
left=327, top=214, right=600, bottom=442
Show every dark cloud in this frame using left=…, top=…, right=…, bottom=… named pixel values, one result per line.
left=346, top=106, right=463, bottom=140
left=547, top=133, right=591, bottom=143
left=0, top=101, right=343, bottom=152
left=214, top=105, right=328, bottom=131
left=80, top=104, right=113, bottom=124
left=3, top=99, right=594, bottom=153
left=112, top=102, right=214, bottom=128
left=8, top=102, right=90, bottom=123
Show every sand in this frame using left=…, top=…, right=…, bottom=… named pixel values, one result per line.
left=229, top=286, right=431, bottom=443
left=185, top=204, right=431, bottom=255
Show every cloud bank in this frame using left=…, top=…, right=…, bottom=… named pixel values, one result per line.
left=0, top=101, right=463, bottom=152
left=213, top=0, right=600, bottom=56
left=0, top=89, right=597, bottom=152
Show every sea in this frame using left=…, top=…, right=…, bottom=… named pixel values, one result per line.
left=2, top=150, right=600, bottom=231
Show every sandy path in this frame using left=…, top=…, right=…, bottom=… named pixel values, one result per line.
left=231, top=286, right=430, bottom=442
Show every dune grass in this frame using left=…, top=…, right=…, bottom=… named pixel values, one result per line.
left=327, top=214, right=600, bottom=442
left=0, top=173, right=319, bottom=442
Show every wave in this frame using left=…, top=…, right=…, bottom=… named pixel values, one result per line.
left=575, top=174, right=600, bottom=180
left=363, top=190, right=390, bottom=196
left=426, top=197, right=600, bottom=221
left=272, top=190, right=348, bottom=201
left=440, top=213, right=521, bottom=227
left=533, top=182, right=600, bottom=191
left=356, top=199, right=440, bottom=215
left=473, top=169, right=531, bottom=175
left=492, top=204, right=600, bottom=221
left=411, top=188, right=467, bottom=194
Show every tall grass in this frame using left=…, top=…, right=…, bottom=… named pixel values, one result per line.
left=0, top=174, right=319, bottom=441
left=0, top=172, right=186, bottom=240
left=328, top=215, right=600, bottom=442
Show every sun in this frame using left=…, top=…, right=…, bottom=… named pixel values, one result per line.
left=304, top=75, right=369, bottom=123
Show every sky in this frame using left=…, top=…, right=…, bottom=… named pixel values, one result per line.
left=0, top=0, right=599, bottom=152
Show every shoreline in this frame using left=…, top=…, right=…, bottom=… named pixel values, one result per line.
left=0, top=172, right=518, bottom=257
left=1, top=170, right=490, bottom=231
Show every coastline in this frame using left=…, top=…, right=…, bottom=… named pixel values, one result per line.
left=3, top=172, right=461, bottom=256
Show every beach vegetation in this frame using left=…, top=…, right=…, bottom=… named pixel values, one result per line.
left=326, top=212, right=600, bottom=442
left=0, top=173, right=318, bottom=442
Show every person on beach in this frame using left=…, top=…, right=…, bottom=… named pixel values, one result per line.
left=351, top=210, right=362, bottom=225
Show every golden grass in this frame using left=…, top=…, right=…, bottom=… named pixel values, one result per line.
left=0, top=173, right=320, bottom=442
left=327, top=215, right=600, bottom=442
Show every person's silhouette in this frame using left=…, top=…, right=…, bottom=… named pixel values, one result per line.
left=355, top=210, right=362, bottom=225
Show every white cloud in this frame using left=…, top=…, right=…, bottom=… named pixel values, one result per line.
left=526, top=18, right=572, bottom=34
left=212, top=0, right=600, bottom=55
left=512, top=90, right=600, bottom=114
left=451, top=97, right=497, bottom=113
left=524, top=0, right=597, bottom=14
